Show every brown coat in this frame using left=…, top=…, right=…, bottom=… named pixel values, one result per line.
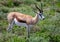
left=7, top=12, right=39, bottom=25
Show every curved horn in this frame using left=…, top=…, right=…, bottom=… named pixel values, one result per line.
left=35, top=4, right=40, bottom=11
left=35, top=4, right=43, bottom=13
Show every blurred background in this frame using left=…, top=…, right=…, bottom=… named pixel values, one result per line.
left=0, top=0, right=60, bottom=42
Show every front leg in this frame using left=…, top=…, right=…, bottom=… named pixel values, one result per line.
left=7, top=20, right=15, bottom=32
left=26, top=25, right=30, bottom=38
left=26, top=25, right=31, bottom=42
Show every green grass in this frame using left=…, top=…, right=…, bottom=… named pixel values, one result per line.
left=0, top=0, right=60, bottom=42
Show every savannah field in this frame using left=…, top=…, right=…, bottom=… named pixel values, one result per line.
left=0, top=0, right=60, bottom=42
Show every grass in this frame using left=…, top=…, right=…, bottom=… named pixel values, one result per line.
left=0, top=0, right=60, bottom=42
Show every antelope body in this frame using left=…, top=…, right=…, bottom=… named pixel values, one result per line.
left=7, top=12, right=38, bottom=25
left=7, top=5, right=45, bottom=38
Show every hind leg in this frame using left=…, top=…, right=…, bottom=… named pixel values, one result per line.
left=7, top=20, right=15, bottom=32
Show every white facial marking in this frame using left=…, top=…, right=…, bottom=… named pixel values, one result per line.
left=42, top=15, right=45, bottom=19
left=39, top=14, right=45, bottom=20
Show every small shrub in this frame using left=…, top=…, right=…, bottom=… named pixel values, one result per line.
left=0, top=7, right=9, bottom=13
left=24, top=0, right=36, bottom=5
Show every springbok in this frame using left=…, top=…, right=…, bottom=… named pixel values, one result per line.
left=7, top=4, right=45, bottom=38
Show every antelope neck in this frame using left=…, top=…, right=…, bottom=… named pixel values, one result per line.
left=32, top=14, right=39, bottom=24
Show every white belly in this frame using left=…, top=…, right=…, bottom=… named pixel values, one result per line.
left=14, top=18, right=27, bottom=27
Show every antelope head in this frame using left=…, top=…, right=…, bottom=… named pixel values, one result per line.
left=35, top=4, right=45, bottom=20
